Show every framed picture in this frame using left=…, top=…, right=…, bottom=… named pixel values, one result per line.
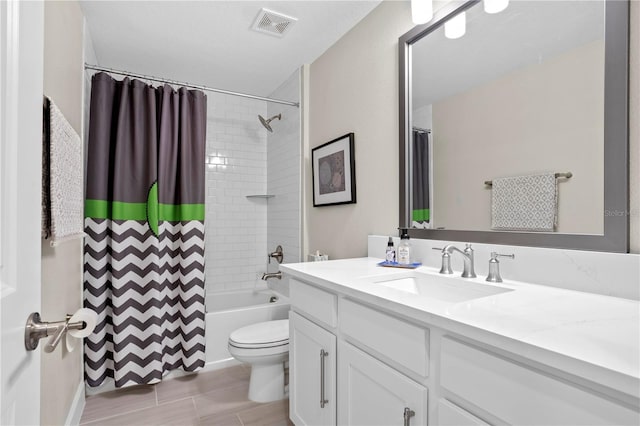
left=312, top=133, right=356, bottom=207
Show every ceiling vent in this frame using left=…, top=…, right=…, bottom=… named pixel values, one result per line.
left=251, top=8, right=297, bottom=37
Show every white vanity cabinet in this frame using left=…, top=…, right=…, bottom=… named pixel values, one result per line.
left=290, top=280, right=338, bottom=426
left=290, top=312, right=336, bottom=426
left=338, top=298, right=429, bottom=425
left=338, top=341, right=427, bottom=426
left=439, top=337, right=639, bottom=425
left=286, top=271, right=640, bottom=426
left=290, top=279, right=429, bottom=426
left=437, top=399, right=489, bottom=426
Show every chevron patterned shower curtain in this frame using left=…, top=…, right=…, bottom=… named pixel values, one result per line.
left=84, top=72, right=207, bottom=388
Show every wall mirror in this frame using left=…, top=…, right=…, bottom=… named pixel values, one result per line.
left=399, top=0, right=629, bottom=252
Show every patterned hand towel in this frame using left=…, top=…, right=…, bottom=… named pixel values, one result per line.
left=42, top=97, right=84, bottom=245
left=491, top=173, right=557, bottom=232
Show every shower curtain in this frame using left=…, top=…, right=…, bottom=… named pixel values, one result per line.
left=84, top=72, right=207, bottom=388
left=412, top=129, right=431, bottom=228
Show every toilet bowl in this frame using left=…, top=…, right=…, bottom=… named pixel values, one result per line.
left=228, top=319, right=289, bottom=403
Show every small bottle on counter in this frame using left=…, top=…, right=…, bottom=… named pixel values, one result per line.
left=397, top=229, right=411, bottom=265
left=385, top=237, right=396, bottom=262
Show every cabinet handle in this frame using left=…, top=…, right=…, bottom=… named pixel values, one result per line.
left=403, top=407, right=415, bottom=426
left=320, top=349, right=329, bottom=408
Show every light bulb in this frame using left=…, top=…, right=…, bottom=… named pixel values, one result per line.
left=411, top=0, right=433, bottom=24
left=444, top=12, right=466, bottom=39
left=484, top=0, right=509, bottom=14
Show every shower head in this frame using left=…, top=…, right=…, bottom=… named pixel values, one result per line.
left=258, top=114, right=282, bottom=132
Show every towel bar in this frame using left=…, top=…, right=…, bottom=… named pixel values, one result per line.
left=484, top=172, right=572, bottom=187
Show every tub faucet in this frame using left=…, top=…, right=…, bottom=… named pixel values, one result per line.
left=433, top=244, right=476, bottom=278
left=261, top=271, right=282, bottom=280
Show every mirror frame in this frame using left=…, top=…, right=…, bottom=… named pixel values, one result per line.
left=399, top=0, right=629, bottom=252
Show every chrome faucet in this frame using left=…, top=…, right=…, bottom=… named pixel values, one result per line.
left=434, top=244, right=476, bottom=278
left=261, top=271, right=282, bottom=280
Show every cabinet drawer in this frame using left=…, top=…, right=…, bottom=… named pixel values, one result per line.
left=290, top=279, right=337, bottom=328
left=441, top=337, right=639, bottom=425
left=438, top=399, right=489, bottom=426
left=339, top=298, right=429, bottom=377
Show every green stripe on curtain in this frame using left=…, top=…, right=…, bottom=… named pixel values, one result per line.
left=86, top=199, right=205, bottom=221
left=412, top=208, right=430, bottom=222
left=85, top=199, right=148, bottom=220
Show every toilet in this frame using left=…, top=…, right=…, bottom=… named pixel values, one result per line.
left=228, top=319, right=289, bottom=403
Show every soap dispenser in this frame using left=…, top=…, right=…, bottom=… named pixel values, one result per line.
left=385, top=237, right=396, bottom=262
left=397, top=229, right=411, bottom=265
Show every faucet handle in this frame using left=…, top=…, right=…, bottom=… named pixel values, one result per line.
left=268, top=245, right=284, bottom=264
left=439, top=252, right=454, bottom=274
left=486, top=252, right=514, bottom=283
left=490, top=252, right=515, bottom=260
left=432, top=247, right=444, bottom=251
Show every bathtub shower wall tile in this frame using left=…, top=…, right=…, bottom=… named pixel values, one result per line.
left=267, top=70, right=301, bottom=294
left=205, top=93, right=268, bottom=294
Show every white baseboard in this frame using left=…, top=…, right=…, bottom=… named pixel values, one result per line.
left=64, top=382, right=85, bottom=426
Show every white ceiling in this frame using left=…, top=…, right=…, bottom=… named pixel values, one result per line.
left=80, top=1, right=382, bottom=98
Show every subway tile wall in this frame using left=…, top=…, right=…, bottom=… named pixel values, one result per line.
left=205, top=93, right=269, bottom=293
left=204, top=69, right=301, bottom=295
left=266, top=70, right=302, bottom=298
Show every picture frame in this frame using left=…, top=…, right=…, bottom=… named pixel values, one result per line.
left=312, top=133, right=356, bottom=207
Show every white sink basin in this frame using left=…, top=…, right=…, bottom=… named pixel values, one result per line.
left=363, top=271, right=513, bottom=303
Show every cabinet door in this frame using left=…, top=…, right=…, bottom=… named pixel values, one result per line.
left=290, top=312, right=337, bottom=426
left=438, top=399, right=489, bottom=426
left=338, top=341, right=428, bottom=426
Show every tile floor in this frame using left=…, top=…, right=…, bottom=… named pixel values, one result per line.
left=80, top=365, right=293, bottom=426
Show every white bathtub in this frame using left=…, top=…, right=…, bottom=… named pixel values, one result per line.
left=205, top=289, right=290, bottom=369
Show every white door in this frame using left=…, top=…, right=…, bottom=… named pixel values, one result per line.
left=338, top=341, right=428, bottom=426
left=1, top=1, right=45, bottom=425
left=290, top=312, right=336, bottom=426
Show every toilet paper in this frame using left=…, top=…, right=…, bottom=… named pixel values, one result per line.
left=65, top=308, right=98, bottom=352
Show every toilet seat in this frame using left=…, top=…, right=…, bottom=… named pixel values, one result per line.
left=228, top=319, right=289, bottom=350
left=227, top=318, right=290, bottom=402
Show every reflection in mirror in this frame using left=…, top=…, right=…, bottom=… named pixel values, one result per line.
left=413, top=0, right=604, bottom=233
left=399, top=0, right=629, bottom=252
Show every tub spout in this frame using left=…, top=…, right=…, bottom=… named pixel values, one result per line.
left=262, top=271, right=282, bottom=280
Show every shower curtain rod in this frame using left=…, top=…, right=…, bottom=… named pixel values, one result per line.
left=84, top=64, right=300, bottom=108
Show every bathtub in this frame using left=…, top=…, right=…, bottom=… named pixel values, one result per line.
left=205, top=288, right=290, bottom=369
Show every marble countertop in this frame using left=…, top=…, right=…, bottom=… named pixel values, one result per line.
left=280, top=257, right=640, bottom=398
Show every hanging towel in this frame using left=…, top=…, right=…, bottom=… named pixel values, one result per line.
left=491, top=173, right=557, bottom=232
left=42, top=97, right=84, bottom=245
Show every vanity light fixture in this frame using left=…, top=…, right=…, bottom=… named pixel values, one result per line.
left=444, top=11, right=466, bottom=39
left=484, top=0, right=509, bottom=14
left=411, top=0, right=433, bottom=24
